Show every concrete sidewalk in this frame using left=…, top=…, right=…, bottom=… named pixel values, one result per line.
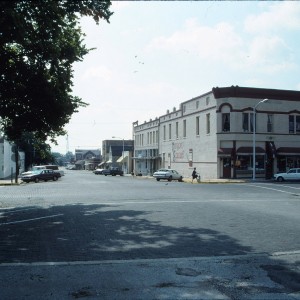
left=1, top=251, right=300, bottom=299
left=0, top=180, right=19, bottom=186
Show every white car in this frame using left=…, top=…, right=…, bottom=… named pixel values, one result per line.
left=153, top=169, right=183, bottom=182
left=274, top=168, right=300, bottom=182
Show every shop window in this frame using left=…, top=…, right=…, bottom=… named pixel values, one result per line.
left=242, top=112, right=254, bottom=132
left=222, top=113, right=230, bottom=132
left=236, top=155, right=265, bottom=172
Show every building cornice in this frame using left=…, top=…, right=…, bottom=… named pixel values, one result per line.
left=213, top=86, right=300, bottom=101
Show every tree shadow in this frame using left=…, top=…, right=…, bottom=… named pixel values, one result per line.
left=0, top=204, right=252, bottom=263
left=1, top=204, right=300, bottom=297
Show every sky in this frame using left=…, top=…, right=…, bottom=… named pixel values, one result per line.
left=50, top=1, right=300, bottom=154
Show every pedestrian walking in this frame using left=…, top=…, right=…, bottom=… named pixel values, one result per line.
left=192, top=167, right=198, bottom=183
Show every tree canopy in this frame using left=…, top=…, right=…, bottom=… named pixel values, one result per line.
left=0, top=0, right=113, bottom=143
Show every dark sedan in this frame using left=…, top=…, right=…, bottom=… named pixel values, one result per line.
left=20, top=169, right=61, bottom=183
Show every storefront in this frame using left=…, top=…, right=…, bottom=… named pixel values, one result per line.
left=276, top=147, right=300, bottom=172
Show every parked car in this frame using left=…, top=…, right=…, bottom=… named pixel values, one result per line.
left=153, top=168, right=183, bottom=182
left=102, top=167, right=124, bottom=176
left=66, top=164, right=76, bottom=170
left=32, top=165, right=64, bottom=176
left=274, top=168, right=300, bottom=182
left=93, top=168, right=104, bottom=175
left=21, top=169, right=61, bottom=183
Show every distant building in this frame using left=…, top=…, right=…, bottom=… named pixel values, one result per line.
left=133, top=86, right=300, bottom=180
left=74, top=149, right=101, bottom=170
left=101, top=140, right=134, bottom=174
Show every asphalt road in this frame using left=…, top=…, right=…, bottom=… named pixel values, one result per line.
left=1, top=170, right=300, bottom=299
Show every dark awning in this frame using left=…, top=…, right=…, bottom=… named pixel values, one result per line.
left=218, top=148, right=232, bottom=156
left=237, top=147, right=265, bottom=154
left=277, top=147, right=300, bottom=155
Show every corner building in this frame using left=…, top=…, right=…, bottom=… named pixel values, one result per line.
left=133, top=86, right=300, bottom=180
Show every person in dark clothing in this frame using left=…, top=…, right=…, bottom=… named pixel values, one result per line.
left=192, top=167, right=198, bottom=183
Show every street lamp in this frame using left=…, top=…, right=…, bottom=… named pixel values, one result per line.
left=112, top=136, right=124, bottom=173
left=252, top=98, right=269, bottom=180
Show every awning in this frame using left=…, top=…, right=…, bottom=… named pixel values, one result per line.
left=117, top=155, right=128, bottom=163
left=277, top=147, right=300, bottom=155
left=236, top=147, right=265, bottom=155
left=98, top=162, right=106, bottom=166
left=218, top=148, right=232, bottom=156
left=106, top=160, right=112, bottom=164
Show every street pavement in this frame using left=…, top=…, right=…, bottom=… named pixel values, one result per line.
left=1, top=172, right=300, bottom=299
left=1, top=251, right=300, bottom=299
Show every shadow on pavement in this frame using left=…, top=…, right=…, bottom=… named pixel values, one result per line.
left=1, top=204, right=300, bottom=298
left=0, top=203, right=252, bottom=263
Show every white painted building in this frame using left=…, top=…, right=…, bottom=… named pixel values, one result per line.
left=0, top=137, right=25, bottom=180
left=133, top=86, right=300, bottom=180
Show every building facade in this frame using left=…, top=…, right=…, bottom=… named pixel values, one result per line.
left=0, top=136, right=25, bottom=179
left=132, top=119, right=159, bottom=175
left=133, top=86, right=300, bottom=180
left=101, top=140, right=134, bottom=174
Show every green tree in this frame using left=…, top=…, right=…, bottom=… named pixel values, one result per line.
left=0, top=0, right=113, bottom=182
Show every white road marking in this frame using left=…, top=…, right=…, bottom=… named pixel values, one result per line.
left=81, top=197, right=298, bottom=206
left=1, top=250, right=300, bottom=267
left=240, top=183, right=300, bottom=196
left=0, top=213, right=63, bottom=226
left=0, top=207, right=37, bottom=213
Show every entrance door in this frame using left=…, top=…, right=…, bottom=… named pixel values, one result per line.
left=223, top=158, right=231, bottom=178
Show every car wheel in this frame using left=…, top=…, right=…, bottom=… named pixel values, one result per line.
left=277, top=176, right=284, bottom=182
left=178, top=177, right=183, bottom=182
left=34, top=178, right=39, bottom=183
left=156, top=178, right=160, bottom=181
left=168, top=176, right=172, bottom=182
left=53, top=176, right=58, bottom=181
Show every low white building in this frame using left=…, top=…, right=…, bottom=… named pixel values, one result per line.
left=0, top=137, right=25, bottom=180
left=133, top=86, right=300, bottom=180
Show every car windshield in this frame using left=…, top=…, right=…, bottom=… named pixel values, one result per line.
left=33, top=170, right=43, bottom=174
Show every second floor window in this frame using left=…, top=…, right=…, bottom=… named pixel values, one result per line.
left=222, top=113, right=230, bottom=132
left=163, top=125, right=166, bottom=141
left=243, top=112, right=254, bottom=132
left=267, top=114, right=273, bottom=133
left=196, top=116, right=200, bottom=136
left=176, top=122, right=179, bottom=139
left=169, top=124, right=172, bottom=140
left=289, top=115, right=300, bottom=134
left=206, top=113, right=210, bottom=134
left=183, top=120, right=187, bottom=137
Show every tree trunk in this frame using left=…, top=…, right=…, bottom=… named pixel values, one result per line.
left=14, top=145, right=19, bottom=184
